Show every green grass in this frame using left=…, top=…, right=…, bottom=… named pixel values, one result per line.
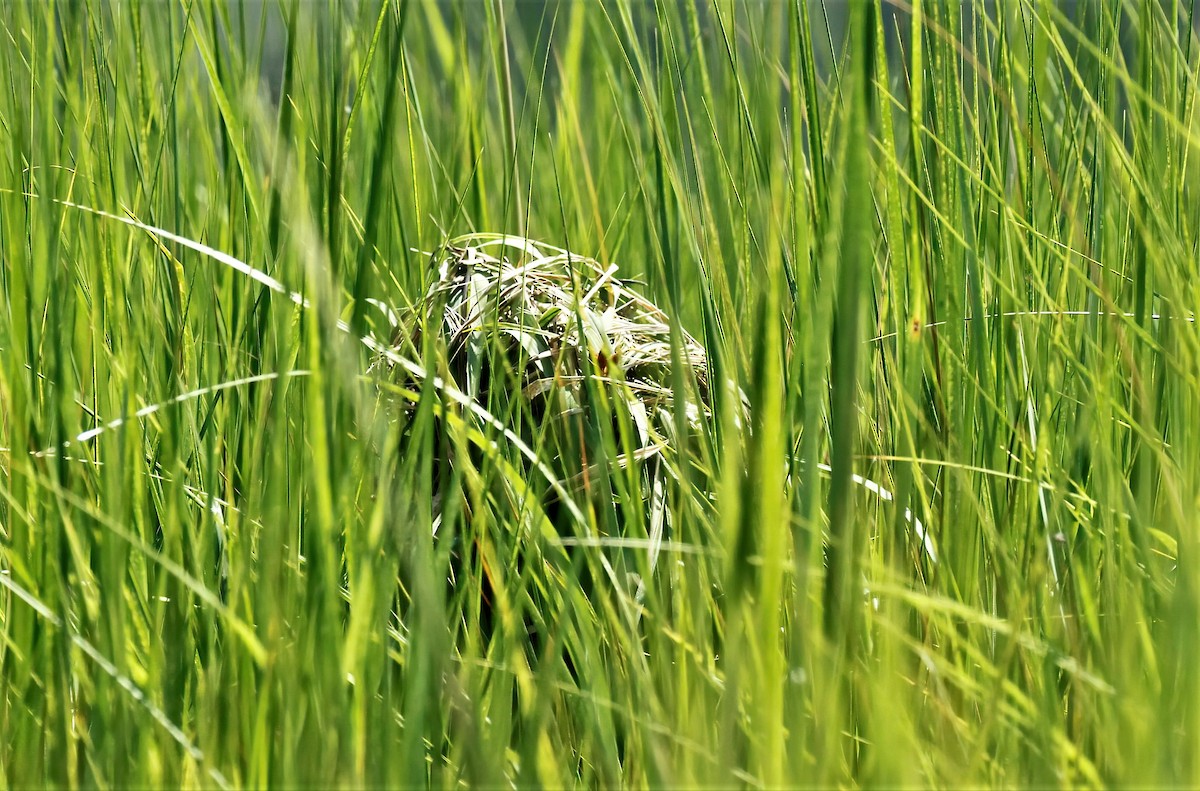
left=2, top=0, right=1199, bottom=786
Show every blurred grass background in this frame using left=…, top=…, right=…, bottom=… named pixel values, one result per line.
left=2, top=0, right=1199, bottom=785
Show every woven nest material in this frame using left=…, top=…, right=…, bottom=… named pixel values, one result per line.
left=377, top=234, right=719, bottom=461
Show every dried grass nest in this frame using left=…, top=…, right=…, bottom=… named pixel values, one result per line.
left=375, top=234, right=722, bottom=474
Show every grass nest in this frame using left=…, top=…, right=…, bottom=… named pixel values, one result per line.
left=375, top=234, right=720, bottom=540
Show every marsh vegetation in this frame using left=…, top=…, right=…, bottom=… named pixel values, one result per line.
left=2, top=0, right=1199, bottom=786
